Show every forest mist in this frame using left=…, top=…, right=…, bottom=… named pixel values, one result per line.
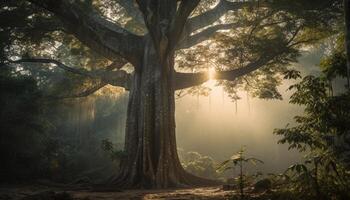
left=176, top=51, right=324, bottom=174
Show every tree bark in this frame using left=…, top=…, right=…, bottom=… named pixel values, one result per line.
left=112, top=36, right=219, bottom=189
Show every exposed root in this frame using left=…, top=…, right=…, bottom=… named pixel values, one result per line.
left=109, top=167, right=222, bottom=189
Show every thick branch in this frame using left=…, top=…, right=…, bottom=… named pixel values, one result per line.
left=175, top=48, right=290, bottom=90
left=178, top=23, right=238, bottom=49
left=56, top=82, right=108, bottom=99
left=9, top=58, right=131, bottom=89
left=10, top=58, right=94, bottom=77
left=106, top=57, right=128, bottom=71
left=101, top=70, right=132, bottom=89
left=179, top=0, right=275, bottom=49
left=185, top=0, right=264, bottom=34
left=175, top=72, right=209, bottom=90
left=213, top=56, right=275, bottom=81
left=117, top=0, right=144, bottom=25
left=168, top=0, right=200, bottom=51
left=28, top=0, right=144, bottom=66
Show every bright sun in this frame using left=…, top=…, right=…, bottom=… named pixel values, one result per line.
left=208, top=68, right=216, bottom=80
left=206, top=68, right=217, bottom=89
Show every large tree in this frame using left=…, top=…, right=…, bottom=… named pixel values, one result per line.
left=0, top=0, right=343, bottom=188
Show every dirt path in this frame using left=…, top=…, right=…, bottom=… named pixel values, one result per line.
left=0, top=185, right=237, bottom=200
left=73, top=187, right=235, bottom=200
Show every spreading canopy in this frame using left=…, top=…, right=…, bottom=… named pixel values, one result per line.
left=0, top=0, right=343, bottom=99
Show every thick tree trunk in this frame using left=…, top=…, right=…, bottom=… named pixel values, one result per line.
left=112, top=37, right=219, bottom=189
left=110, top=38, right=215, bottom=188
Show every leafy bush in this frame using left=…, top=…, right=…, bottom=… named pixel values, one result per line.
left=178, top=148, right=219, bottom=179
left=274, top=41, right=350, bottom=199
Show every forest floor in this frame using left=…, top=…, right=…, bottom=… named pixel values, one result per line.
left=0, top=184, right=265, bottom=200
left=75, top=187, right=235, bottom=200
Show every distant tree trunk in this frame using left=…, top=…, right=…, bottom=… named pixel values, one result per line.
left=344, top=0, right=350, bottom=88
left=314, top=161, right=322, bottom=200
left=239, top=160, right=244, bottom=200
left=113, top=36, right=217, bottom=188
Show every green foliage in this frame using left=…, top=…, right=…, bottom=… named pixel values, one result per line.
left=274, top=42, right=350, bottom=199
left=217, top=147, right=264, bottom=173
left=320, top=35, right=349, bottom=80
left=178, top=149, right=219, bottom=179
left=217, top=147, right=263, bottom=199
left=101, top=139, right=126, bottom=161
left=283, top=69, right=302, bottom=80
left=277, top=152, right=350, bottom=200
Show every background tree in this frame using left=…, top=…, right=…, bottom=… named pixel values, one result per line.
left=0, top=0, right=343, bottom=188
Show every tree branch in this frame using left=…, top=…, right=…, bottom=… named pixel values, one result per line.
left=100, top=70, right=132, bottom=89
left=117, top=0, right=144, bottom=25
left=178, top=22, right=239, bottom=49
left=178, top=17, right=293, bottom=49
left=9, top=58, right=131, bottom=89
left=184, top=0, right=332, bottom=35
left=105, top=57, right=128, bottom=71
left=175, top=46, right=293, bottom=90
left=185, top=0, right=265, bottom=34
left=10, top=58, right=94, bottom=77
left=178, top=1, right=280, bottom=49
left=28, top=0, right=144, bottom=66
left=175, top=72, right=209, bottom=90
left=168, top=0, right=200, bottom=51
left=55, top=82, right=108, bottom=99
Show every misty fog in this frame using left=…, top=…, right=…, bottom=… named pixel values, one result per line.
left=175, top=51, right=325, bottom=174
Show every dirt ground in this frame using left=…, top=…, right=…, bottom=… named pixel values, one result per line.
left=0, top=185, right=238, bottom=200
left=74, top=187, right=235, bottom=200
